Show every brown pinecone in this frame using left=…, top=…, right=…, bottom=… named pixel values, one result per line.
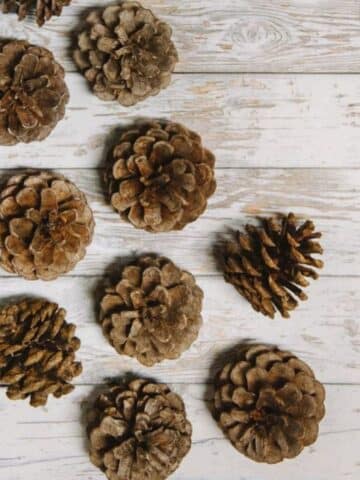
left=88, top=378, right=192, bottom=480
left=0, top=299, right=82, bottom=407
left=0, top=171, right=95, bottom=280
left=105, top=121, right=216, bottom=233
left=0, top=40, right=69, bottom=146
left=213, top=345, right=326, bottom=464
left=221, top=213, right=324, bottom=318
left=99, top=255, right=203, bottom=366
left=2, top=0, right=71, bottom=26
left=73, top=1, right=178, bottom=106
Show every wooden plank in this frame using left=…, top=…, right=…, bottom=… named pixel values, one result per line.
left=0, top=275, right=358, bottom=384
left=2, top=1, right=360, bottom=73
left=0, top=167, right=357, bottom=276
left=0, top=383, right=358, bottom=480
left=2, top=73, right=360, bottom=168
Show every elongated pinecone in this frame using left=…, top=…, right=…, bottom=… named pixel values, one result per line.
left=0, top=171, right=95, bottom=280
left=213, top=345, right=326, bottom=464
left=73, top=1, right=178, bottom=106
left=0, top=40, right=69, bottom=145
left=0, top=299, right=82, bottom=407
left=2, top=0, right=71, bottom=26
left=105, top=121, right=216, bottom=233
left=100, top=255, right=203, bottom=366
left=221, top=213, right=324, bottom=318
left=88, top=378, right=192, bottom=480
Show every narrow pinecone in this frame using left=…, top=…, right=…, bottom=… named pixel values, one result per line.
left=0, top=299, right=82, bottom=407
left=105, top=121, right=216, bottom=232
left=0, top=40, right=69, bottom=145
left=0, top=171, right=95, bottom=280
left=2, top=0, right=71, bottom=26
left=73, top=1, right=178, bottom=106
left=221, top=213, right=324, bottom=318
left=213, top=345, right=326, bottom=464
left=100, top=255, right=203, bottom=366
left=88, top=379, right=192, bottom=480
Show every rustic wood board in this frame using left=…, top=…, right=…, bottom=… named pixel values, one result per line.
left=0, top=1, right=359, bottom=480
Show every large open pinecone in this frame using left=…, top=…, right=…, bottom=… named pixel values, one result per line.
left=213, top=345, right=326, bottom=464
left=105, top=121, right=216, bottom=233
left=88, top=378, right=192, bottom=480
left=100, top=255, right=203, bottom=366
left=2, top=0, right=71, bottom=26
left=0, top=171, right=95, bottom=280
left=73, top=1, right=178, bottom=106
left=0, top=299, right=82, bottom=407
left=0, top=40, right=69, bottom=145
left=221, top=213, right=324, bottom=318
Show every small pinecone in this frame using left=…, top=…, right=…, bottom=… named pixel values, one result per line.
left=73, top=1, right=178, bottom=106
left=0, top=171, right=95, bottom=280
left=0, top=299, right=82, bottom=407
left=88, top=378, right=192, bottom=480
left=213, top=345, right=326, bottom=464
left=221, top=213, right=324, bottom=318
left=105, top=121, right=216, bottom=233
left=0, top=40, right=69, bottom=145
left=99, top=255, right=203, bottom=366
left=2, top=0, right=71, bottom=26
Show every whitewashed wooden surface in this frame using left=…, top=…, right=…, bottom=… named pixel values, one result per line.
left=0, top=2, right=359, bottom=480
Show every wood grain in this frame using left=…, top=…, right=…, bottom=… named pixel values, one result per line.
left=2, top=73, right=360, bottom=168
left=0, top=384, right=358, bottom=480
left=0, top=275, right=358, bottom=385
left=0, top=167, right=357, bottom=276
left=0, top=2, right=359, bottom=478
left=1, top=0, right=360, bottom=73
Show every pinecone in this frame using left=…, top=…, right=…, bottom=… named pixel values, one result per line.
left=0, top=171, right=95, bottom=280
left=221, top=213, right=324, bottom=318
left=0, top=299, right=82, bottom=407
left=2, top=0, right=71, bottom=26
left=88, top=378, right=192, bottom=480
left=99, top=255, right=203, bottom=366
left=105, top=121, right=216, bottom=233
left=0, top=40, right=69, bottom=146
left=213, top=345, right=326, bottom=464
left=73, top=1, right=178, bottom=106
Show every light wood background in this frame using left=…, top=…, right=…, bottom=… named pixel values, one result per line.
left=0, top=1, right=359, bottom=479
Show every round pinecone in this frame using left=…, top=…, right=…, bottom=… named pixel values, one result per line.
left=213, top=345, right=326, bottom=464
left=88, top=378, right=192, bottom=480
left=0, top=299, right=82, bottom=407
left=0, top=171, right=95, bottom=280
left=105, top=121, right=216, bottom=233
left=0, top=40, right=69, bottom=145
left=221, top=213, right=324, bottom=318
left=73, top=1, right=178, bottom=106
left=2, top=0, right=71, bottom=26
left=99, top=255, right=203, bottom=366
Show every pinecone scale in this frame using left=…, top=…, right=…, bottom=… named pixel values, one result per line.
left=0, top=40, right=69, bottom=145
left=105, top=121, right=216, bottom=232
left=73, top=1, right=178, bottom=106
left=2, top=0, right=71, bottom=26
left=213, top=345, right=326, bottom=464
left=88, top=379, right=192, bottom=480
left=0, top=299, right=82, bottom=407
left=221, top=213, right=324, bottom=318
left=100, top=255, right=203, bottom=366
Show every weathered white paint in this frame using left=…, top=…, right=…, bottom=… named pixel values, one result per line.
left=0, top=1, right=359, bottom=479
left=0, top=275, right=358, bottom=384
left=1, top=0, right=360, bottom=73
left=0, top=384, right=359, bottom=480
left=2, top=74, right=360, bottom=168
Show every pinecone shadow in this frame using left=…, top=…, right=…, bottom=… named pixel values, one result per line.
left=203, top=341, right=276, bottom=420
